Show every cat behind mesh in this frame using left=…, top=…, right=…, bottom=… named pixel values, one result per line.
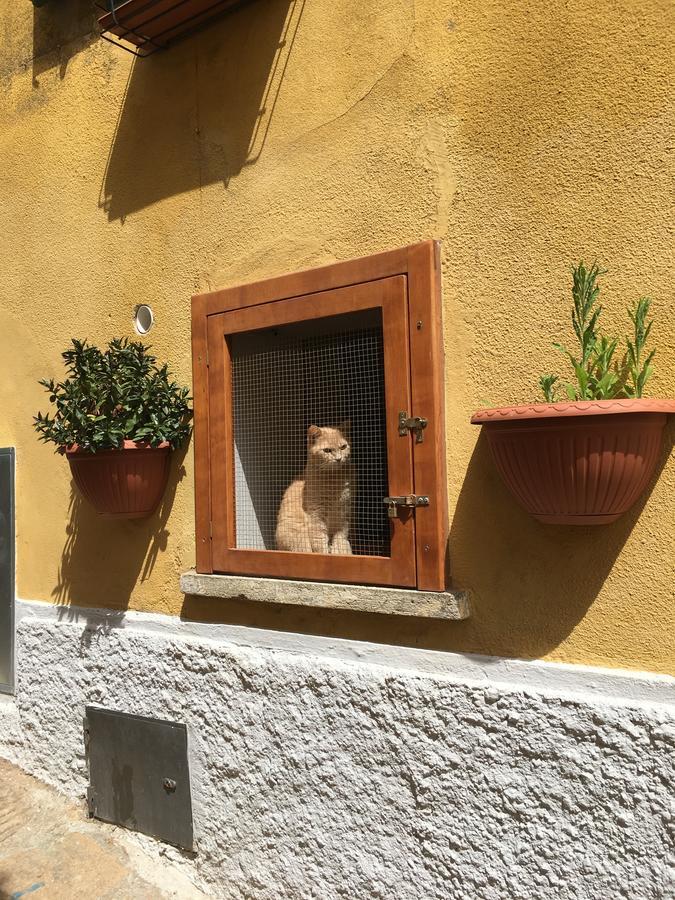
left=275, top=422, right=353, bottom=555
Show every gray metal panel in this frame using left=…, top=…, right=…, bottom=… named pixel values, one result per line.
left=0, top=448, right=15, bottom=694
left=85, top=707, right=193, bottom=850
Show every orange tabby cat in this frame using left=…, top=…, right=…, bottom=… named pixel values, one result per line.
left=275, top=423, right=353, bottom=554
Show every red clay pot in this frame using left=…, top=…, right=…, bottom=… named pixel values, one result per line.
left=471, top=399, right=675, bottom=524
left=65, top=440, right=171, bottom=519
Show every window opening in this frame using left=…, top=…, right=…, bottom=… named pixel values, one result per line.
left=231, top=309, right=390, bottom=557
left=193, top=242, right=448, bottom=591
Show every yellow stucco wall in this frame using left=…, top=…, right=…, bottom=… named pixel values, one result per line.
left=1, top=0, right=673, bottom=673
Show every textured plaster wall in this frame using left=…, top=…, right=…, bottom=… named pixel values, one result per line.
left=1, top=610, right=673, bottom=899
left=0, top=0, right=673, bottom=671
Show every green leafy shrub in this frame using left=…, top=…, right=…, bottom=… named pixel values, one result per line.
left=539, top=262, right=656, bottom=402
left=34, top=339, right=192, bottom=452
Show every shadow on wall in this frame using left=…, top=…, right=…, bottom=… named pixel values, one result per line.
left=53, top=445, right=188, bottom=613
left=32, top=0, right=98, bottom=86
left=100, top=0, right=303, bottom=222
left=181, top=420, right=673, bottom=661
left=443, top=425, right=673, bottom=659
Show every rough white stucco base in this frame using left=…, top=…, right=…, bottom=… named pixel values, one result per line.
left=1, top=600, right=673, bottom=900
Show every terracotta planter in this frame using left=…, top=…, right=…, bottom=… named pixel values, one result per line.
left=66, top=440, right=171, bottom=519
left=471, top=399, right=675, bottom=525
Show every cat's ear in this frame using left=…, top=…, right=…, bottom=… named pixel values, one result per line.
left=338, top=419, right=351, bottom=438
left=307, top=424, right=321, bottom=445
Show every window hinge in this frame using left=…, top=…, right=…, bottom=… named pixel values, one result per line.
left=205, top=349, right=210, bottom=368
left=383, top=494, right=430, bottom=519
left=398, top=411, right=428, bottom=443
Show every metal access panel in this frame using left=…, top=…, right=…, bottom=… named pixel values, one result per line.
left=0, top=448, right=15, bottom=694
left=84, top=707, right=194, bottom=850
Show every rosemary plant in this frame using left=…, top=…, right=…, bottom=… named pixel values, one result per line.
left=539, top=263, right=656, bottom=402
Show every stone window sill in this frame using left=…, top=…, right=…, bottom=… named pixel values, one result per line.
left=180, top=571, right=470, bottom=620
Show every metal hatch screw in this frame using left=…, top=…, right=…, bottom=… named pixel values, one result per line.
left=417, top=320, right=423, bottom=329
left=163, top=778, right=177, bottom=792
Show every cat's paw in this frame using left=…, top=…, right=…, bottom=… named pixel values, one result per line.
left=330, top=535, right=352, bottom=555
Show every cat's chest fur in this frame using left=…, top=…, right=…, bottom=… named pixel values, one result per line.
left=304, top=469, right=351, bottom=522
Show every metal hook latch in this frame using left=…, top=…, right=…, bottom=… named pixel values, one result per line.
left=398, top=411, right=428, bottom=443
left=383, top=494, right=430, bottom=519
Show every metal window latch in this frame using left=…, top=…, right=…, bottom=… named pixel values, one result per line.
left=398, top=411, right=428, bottom=443
left=383, top=494, right=430, bottom=518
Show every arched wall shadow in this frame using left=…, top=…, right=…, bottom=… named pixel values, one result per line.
left=100, top=0, right=302, bottom=221
left=181, top=418, right=673, bottom=660
left=53, top=443, right=188, bottom=615
left=32, top=0, right=97, bottom=86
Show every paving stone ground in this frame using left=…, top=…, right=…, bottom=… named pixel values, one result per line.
left=0, top=759, right=209, bottom=900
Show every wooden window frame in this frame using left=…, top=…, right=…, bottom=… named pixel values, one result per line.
left=191, top=240, right=448, bottom=591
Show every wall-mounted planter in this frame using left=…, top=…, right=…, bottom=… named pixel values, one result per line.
left=471, top=399, right=675, bottom=525
left=66, top=440, right=170, bottom=519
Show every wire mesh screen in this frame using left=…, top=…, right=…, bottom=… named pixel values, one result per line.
left=231, top=310, right=391, bottom=557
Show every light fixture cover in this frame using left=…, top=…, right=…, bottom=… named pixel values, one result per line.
left=134, top=304, right=154, bottom=335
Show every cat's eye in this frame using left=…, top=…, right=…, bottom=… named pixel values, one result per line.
left=323, top=448, right=331, bottom=453
left=340, top=444, right=347, bottom=450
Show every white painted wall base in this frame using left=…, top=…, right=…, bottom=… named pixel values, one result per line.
left=1, top=599, right=673, bottom=900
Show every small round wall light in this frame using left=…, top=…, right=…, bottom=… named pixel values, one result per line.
left=133, top=304, right=154, bottom=335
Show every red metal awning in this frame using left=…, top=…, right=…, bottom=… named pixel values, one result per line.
left=97, top=0, right=252, bottom=56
